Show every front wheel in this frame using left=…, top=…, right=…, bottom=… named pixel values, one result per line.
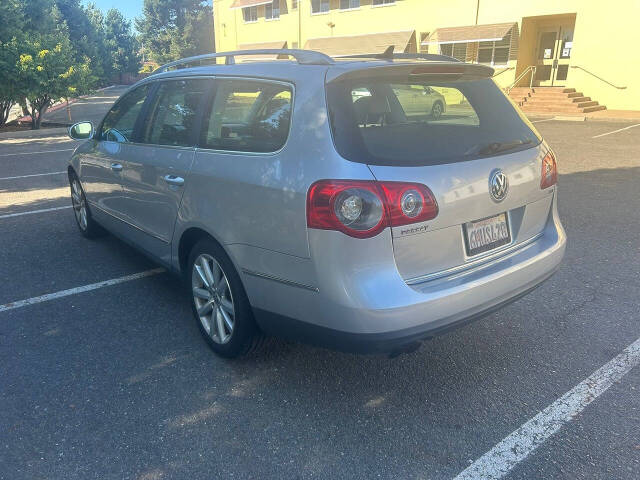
left=69, top=174, right=105, bottom=238
left=188, top=239, right=262, bottom=358
left=431, top=101, right=444, bottom=120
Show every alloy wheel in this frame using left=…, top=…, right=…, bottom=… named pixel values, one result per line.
left=192, top=254, right=235, bottom=344
left=432, top=103, right=443, bottom=119
left=71, top=179, right=88, bottom=230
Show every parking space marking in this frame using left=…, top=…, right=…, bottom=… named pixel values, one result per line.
left=0, top=171, right=66, bottom=181
left=0, top=148, right=74, bottom=157
left=453, top=336, right=640, bottom=480
left=0, top=268, right=165, bottom=313
left=592, top=123, right=640, bottom=139
left=0, top=205, right=72, bottom=219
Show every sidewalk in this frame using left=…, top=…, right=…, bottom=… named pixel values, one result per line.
left=0, top=127, right=68, bottom=140
left=15, top=85, right=128, bottom=126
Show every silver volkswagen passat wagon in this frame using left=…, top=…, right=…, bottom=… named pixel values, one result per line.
left=67, top=49, right=566, bottom=358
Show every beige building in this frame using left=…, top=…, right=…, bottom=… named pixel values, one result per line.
left=214, top=0, right=639, bottom=112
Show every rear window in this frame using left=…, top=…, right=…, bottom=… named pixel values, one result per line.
left=327, top=77, right=541, bottom=166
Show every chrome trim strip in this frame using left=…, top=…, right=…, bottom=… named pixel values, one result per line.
left=88, top=201, right=170, bottom=244
left=406, top=232, right=544, bottom=285
left=241, top=269, right=319, bottom=292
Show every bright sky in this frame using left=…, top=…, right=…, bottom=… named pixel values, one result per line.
left=83, top=0, right=144, bottom=23
left=83, top=1, right=213, bottom=24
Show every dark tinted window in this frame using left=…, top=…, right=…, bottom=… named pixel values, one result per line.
left=201, top=79, right=292, bottom=153
left=140, top=79, right=209, bottom=147
left=99, top=84, right=150, bottom=143
left=327, top=77, right=541, bottom=166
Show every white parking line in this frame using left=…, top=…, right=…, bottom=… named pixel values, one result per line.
left=0, top=148, right=74, bottom=157
left=0, top=268, right=165, bottom=313
left=0, top=205, right=72, bottom=219
left=592, top=123, right=640, bottom=139
left=453, top=336, right=640, bottom=480
left=0, top=171, right=66, bottom=181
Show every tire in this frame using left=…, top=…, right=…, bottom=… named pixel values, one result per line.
left=69, top=173, right=106, bottom=239
left=431, top=101, right=444, bottom=120
left=188, top=238, right=262, bottom=358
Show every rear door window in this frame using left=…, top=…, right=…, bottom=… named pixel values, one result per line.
left=328, top=77, right=541, bottom=166
left=201, top=79, right=292, bottom=153
left=140, top=79, right=210, bottom=147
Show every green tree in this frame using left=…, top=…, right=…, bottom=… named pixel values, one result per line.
left=0, top=0, right=25, bottom=125
left=104, top=9, right=141, bottom=80
left=15, top=3, right=96, bottom=128
left=136, top=0, right=214, bottom=64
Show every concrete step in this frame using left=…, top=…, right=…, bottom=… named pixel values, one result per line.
left=520, top=105, right=585, bottom=113
left=528, top=92, right=584, bottom=99
left=575, top=100, right=599, bottom=108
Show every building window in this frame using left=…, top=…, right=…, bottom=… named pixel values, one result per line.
left=439, top=43, right=467, bottom=62
left=477, top=32, right=511, bottom=66
left=265, top=1, right=280, bottom=20
left=311, top=0, right=330, bottom=14
left=340, top=0, right=360, bottom=9
left=292, top=0, right=298, bottom=9
left=242, top=6, right=257, bottom=23
left=372, top=0, right=395, bottom=6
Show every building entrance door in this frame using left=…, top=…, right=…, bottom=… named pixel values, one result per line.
left=535, top=24, right=574, bottom=86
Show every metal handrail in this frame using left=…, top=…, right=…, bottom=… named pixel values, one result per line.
left=154, top=49, right=335, bottom=72
left=492, top=66, right=515, bottom=78
left=570, top=66, right=627, bottom=90
left=506, top=65, right=536, bottom=94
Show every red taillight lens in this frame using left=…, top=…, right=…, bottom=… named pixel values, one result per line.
left=307, top=180, right=439, bottom=238
left=540, top=151, right=557, bottom=189
left=307, top=180, right=386, bottom=238
left=378, top=182, right=439, bottom=227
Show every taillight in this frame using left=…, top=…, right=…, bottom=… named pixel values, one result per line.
left=540, top=151, right=557, bottom=189
left=307, top=180, right=438, bottom=238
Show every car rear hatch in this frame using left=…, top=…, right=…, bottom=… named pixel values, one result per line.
left=326, top=62, right=555, bottom=283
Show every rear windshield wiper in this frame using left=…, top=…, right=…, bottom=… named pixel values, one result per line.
left=466, top=139, right=533, bottom=156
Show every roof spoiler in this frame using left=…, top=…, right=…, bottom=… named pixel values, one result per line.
left=326, top=62, right=495, bottom=83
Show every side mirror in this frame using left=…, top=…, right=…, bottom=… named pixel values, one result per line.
left=69, top=121, right=94, bottom=140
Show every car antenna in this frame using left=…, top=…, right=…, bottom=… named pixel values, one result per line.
left=381, top=45, right=395, bottom=59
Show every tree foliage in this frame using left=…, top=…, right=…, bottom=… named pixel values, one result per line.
left=136, top=0, right=214, bottom=64
left=0, top=0, right=141, bottom=128
left=105, top=9, right=140, bottom=79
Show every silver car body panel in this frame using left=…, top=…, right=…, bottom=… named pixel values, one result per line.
left=70, top=59, right=566, bottom=351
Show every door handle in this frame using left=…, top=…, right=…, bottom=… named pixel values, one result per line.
left=111, top=162, right=123, bottom=172
left=164, top=174, right=185, bottom=186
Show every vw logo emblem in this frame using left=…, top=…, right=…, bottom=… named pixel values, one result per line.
left=489, top=169, right=509, bottom=202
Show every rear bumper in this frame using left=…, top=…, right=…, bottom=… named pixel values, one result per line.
left=251, top=193, right=566, bottom=354
left=254, top=267, right=557, bottom=354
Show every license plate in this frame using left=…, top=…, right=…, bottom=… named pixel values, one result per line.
left=463, top=213, right=511, bottom=256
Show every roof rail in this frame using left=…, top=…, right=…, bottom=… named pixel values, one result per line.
left=336, top=45, right=462, bottom=63
left=154, top=49, right=334, bottom=72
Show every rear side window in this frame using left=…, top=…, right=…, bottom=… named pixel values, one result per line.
left=201, top=79, right=292, bottom=153
left=328, top=77, right=541, bottom=166
left=99, top=84, right=150, bottom=142
left=141, top=79, right=210, bottom=147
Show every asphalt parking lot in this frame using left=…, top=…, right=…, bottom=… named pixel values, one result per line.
left=1, top=115, right=639, bottom=480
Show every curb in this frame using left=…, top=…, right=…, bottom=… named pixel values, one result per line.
left=0, top=127, right=69, bottom=140
left=527, top=114, right=640, bottom=123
